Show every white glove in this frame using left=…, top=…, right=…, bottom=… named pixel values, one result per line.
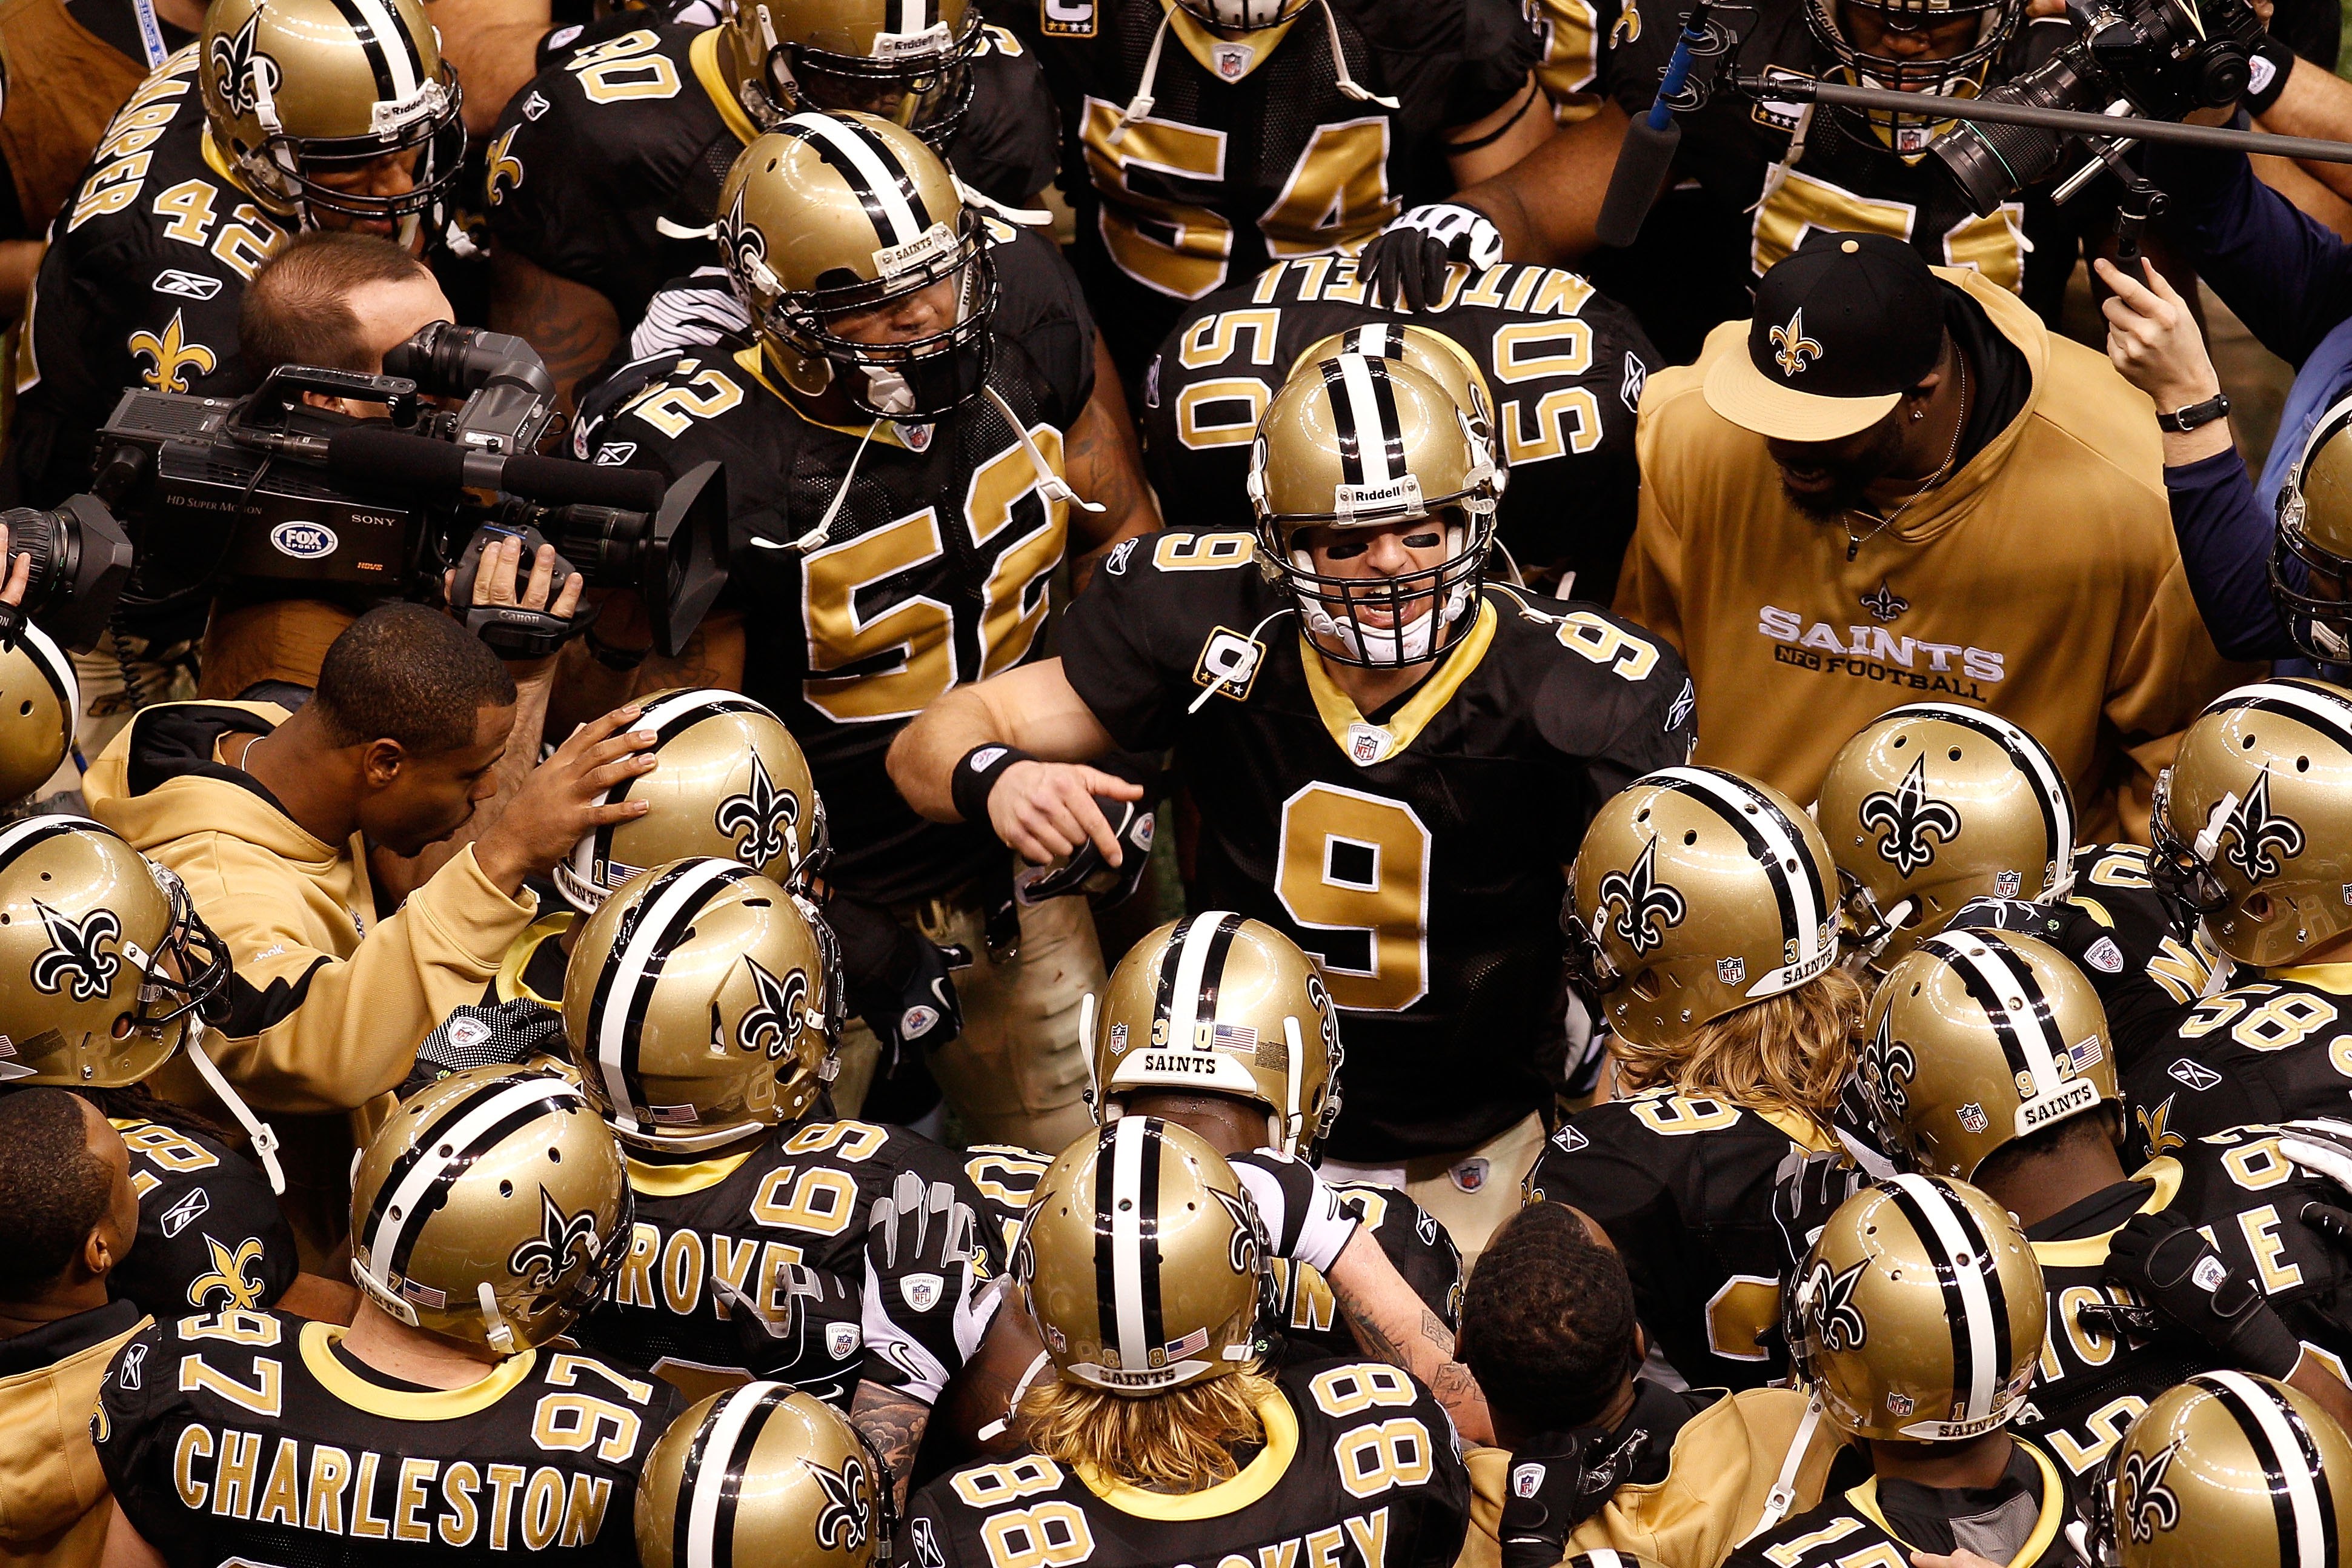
left=1228, top=1149, right=1360, bottom=1274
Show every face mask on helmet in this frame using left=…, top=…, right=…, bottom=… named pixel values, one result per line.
left=2273, top=393, right=2352, bottom=665
left=746, top=4, right=982, bottom=147
left=1802, top=0, right=2021, bottom=152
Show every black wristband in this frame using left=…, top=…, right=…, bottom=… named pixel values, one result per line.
left=2245, top=34, right=2297, bottom=117
left=951, top=745, right=1035, bottom=831
left=585, top=625, right=652, bottom=671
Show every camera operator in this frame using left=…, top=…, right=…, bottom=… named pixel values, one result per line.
left=78, top=603, right=654, bottom=1259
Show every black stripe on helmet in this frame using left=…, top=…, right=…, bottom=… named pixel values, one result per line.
left=2198, top=1373, right=2335, bottom=1568
left=2233, top=684, right=2352, bottom=757
left=1881, top=1177, right=1981, bottom=1418
left=1194, top=912, right=1244, bottom=1031
left=689, top=1383, right=792, bottom=1568
left=1152, top=912, right=1200, bottom=1042
left=1667, top=768, right=1808, bottom=966
left=321, top=0, right=401, bottom=108
left=592, top=860, right=745, bottom=1111
left=1925, top=1173, right=2010, bottom=1414
left=590, top=696, right=774, bottom=869
left=0, top=816, right=93, bottom=875
left=1931, top=934, right=2052, bottom=1092
left=356, top=1072, right=536, bottom=1258
left=1363, top=356, right=1407, bottom=482
left=1092, top=1127, right=1120, bottom=1360
left=1320, top=357, right=1365, bottom=486
left=387, top=1096, right=572, bottom=1282
left=1136, top=1119, right=1165, bottom=1358
left=1910, top=706, right=2071, bottom=873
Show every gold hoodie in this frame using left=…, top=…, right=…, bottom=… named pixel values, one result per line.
left=84, top=702, right=537, bottom=1255
left=1617, top=268, right=2260, bottom=845
left=0, top=1303, right=147, bottom=1568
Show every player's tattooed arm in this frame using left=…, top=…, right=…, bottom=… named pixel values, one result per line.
left=490, top=250, right=622, bottom=413
left=1063, top=336, right=1160, bottom=596
left=1328, top=1231, right=1495, bottom=1444
left=851, top=1379, right=930, bottom=1510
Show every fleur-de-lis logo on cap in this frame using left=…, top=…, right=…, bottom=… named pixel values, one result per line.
left=1858, top=757, right=1963, bottom=876
left=2221, top=768, right=2305, bottom=883
left=1594, top=838, right=1687, bottom=956
left=508, top=1187, right=600, bottom=1289
left=30, top=901, right=122, bottom=1002
left=2120, top=1441, right=2182, bottom=1544
left=714, top=750, right=799, bottom=871
left=1771, top=307, right=1822, bottom=377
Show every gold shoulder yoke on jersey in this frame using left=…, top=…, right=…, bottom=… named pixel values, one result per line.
left=2028, top=1157, right=2183, bottom=1269
left=2261, top=963, right=2352, bottom=993
left=1072, top=1381, right=1298, bottom=1518
left=730, top=345, right=929, bottom=449
left=1298, top=599, right=1496, bottom=761
left=1844, top=1440, right=2064, bottom=1567
left=498, top=912, right=574, bottom=1008
left=298, top=1321, right=539, bottom=1420
left=689, top=26, right=761, bottom=146
left=1159, top=0, right=1304, bottom=84
left=626, top=1146, right=760, bottom=1198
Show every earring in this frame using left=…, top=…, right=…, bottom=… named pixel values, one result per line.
left=1910, top=410, right=1924, bottom=422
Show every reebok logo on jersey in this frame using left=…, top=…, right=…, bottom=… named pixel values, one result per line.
left=1621, top=351, right=1647, bottom=413
left=160, top=1186, right=211, bottom=1237
left=1552, top=1125, right=1589, bottom=1154
left=153, top=270, right=223, bottom=300
left=2168, top=1059, right=2222, bottom=1092
left=522, top=88, right=551, bottom=119
left=593, top=442, right=636, bottom=465
left=1104, top=536, right=1139, bottom=575
left=114, top=1343, right=145, bottom=1390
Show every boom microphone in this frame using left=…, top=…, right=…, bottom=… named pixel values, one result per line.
left=1595, top=0, right=1721, bottom=250
left=325, top=424, right=667, bottom=513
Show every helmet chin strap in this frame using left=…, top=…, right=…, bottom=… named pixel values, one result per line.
left=179, top=1015, right=285, bottom=1195
left=477, top=1281, right=519, bottom=1357
left=1281, top=1014, right=1305, bottom=1157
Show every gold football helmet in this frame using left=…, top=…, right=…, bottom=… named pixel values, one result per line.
left=557, top=688, right=826, bottom=912
left=718, top=113, right=992, bottom=420
left=2149, top=679, right=2352, bottom=966
left=1170, top=0, right=1314, bottom=27
left=0, top=619, right=76, bottom=803
left=1862, top=929, right=2116, bottom=1180
left=1566, top=765, right=1840, bottom=1049
left=1245, top=353, right=1501, bottom=668
left=349, top=1065, right=631, bottom=1353
left=1787, top=1174, right=2045, bottom=1443
left=1088, top=912, right=1343, bottom=1160
left=1016, top=1117, right=1262, bottom=1395
left=199, top=0, right=466, bottom=227
left=2273, top=393, right=2352, bottom=664
left=637, top=1382, right=887, bottom=1568
left=1293, top=324, right=1497, bottom=450
left=1817, top=703, right=2077, bottom=969
left=1805, top=0, right=2022, bottom=149
left=563, top=857, right=839, bottom=1152
left=717, top=0, right=983, bottom=145
left=2096, top=1372, right=2352, bottom=1568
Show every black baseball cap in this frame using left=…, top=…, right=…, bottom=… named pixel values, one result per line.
left=1704, top=232, right=1945, bottom=442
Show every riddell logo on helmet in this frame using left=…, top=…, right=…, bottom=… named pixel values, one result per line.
left=1757, top=606, right=2006, bottom=689
left=1333, top=476, right=1424, bottom=521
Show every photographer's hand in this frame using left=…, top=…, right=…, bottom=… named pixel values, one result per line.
left=2095, top=257, right=2234, bottom=464
left=444, top=536, right=584, bottom=679
left=473, top=705, right=657, bottom=896
left=0, top=523, right=25, bottom=608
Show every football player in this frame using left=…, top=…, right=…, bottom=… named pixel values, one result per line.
left=996, top=0, right=1556, bottom=380
left=480, top=0, right=1058, bottom=400
left=580, top=114, right=1155, bottom=1152
left=0, top=597, right=77, bottom=807
left=1856, top=928, right=2352, bottom=1475
left=2131, top=679, right=2352, bottom=1163
left=6, top=0, right=467, bottom=510
left=92, top=1064, right=680, bottom=1568
left=634, top=1383, right=887, bottom=1568
left=908, top=1118, right=1472, bottom=1567
left=0, top=816, right=303, bottom=1323
left=1532, top=766, right=1858, bottom=1391
left=1724, top=1177, right=2066, bottom=1568
left=558, top=855, right=998, bottom=1502
left=890, top=351, right=1695, bottom=1253
left=1141, top=259, right=1656, bottom=597
left=2088, top=1373, right=2352, bottom=1568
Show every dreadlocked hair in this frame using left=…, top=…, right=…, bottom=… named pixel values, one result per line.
left=1612, top=965, right=1863, bottom=1121
left=1459, top=1201, right=1636, bottom=1433
left=1021, top=1364, right=1279, bottom=1493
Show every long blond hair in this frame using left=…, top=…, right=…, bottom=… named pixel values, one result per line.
left=1612, top=967, right=1863, bottom=1121
left=1020, top=1366, right=1278, bottom=1493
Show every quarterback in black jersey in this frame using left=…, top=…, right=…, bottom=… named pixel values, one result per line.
left=1143, top=256, right=1655, bottom=595
left=483, top=0, right=1058, bottom=400
left=892, top=348, right=1693, bottom=1247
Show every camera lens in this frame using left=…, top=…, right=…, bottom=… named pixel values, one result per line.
left=0, top=496, right=135, bottom=653
left=1926, top=47, right=2105, bottom=215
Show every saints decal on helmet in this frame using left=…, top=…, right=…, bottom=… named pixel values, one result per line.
left=1016, top=1118, right=1263, bottom=1395
left=0, top=617, right=76, bottom=803
left=557, top=688, right=826, bottom=912
left=1246, top=353, right=1501, bottom=669
left=719, top=0, right=984, bottom=147
left=1804, top=0, right=2025, bottom=153
left=349, top=1065, right=631, bottom=1353
left=563, top=857, right=839, bottom=1152
left=199, top=0, right=466, bottom=229
left=1087, top=912, right=1343, bottom=1160
left=2149, top=679, right=2352, bottom=967
left=1816, top=703, right=2076, bottom=968
left=717, top=113, right=994, bottom=421
left=1566, top=766, right=1839, bottom=1048
left=1787, top=1175, right=2044, bottom=1443
left=637, top=1383, right=889, bottom=1568
left=2277, top=393, right=2352, bottom=663
left=1862, top=929, right=2116, bottom=1180
left=2092, top=1372, right=2352, bottom=1568
left=1292, top=324, right=1499, bottom=452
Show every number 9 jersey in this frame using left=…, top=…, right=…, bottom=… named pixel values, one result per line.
left=1054, top=541, right=1695, bottom=1160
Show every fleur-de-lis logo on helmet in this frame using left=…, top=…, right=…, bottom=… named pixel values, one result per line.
left=736, top=957, right=808, bottom=1060
left=808, top=1453, right=871, bottom=1552
left=1772, top=308, right=1822, bottom=377
left=719, top=184, right=768, bottom=294
left=2220, top=768, right=2305, bottom=883
left=1208, top=1182, right=1260, bottom=1277
left=1863, top=1011, right=1916, bottom=1130
left=1858, top=757, right=1963, bottom=877
left=1806, top=1257, right=1869, bottom=1354
left=1594, top=838, right=1687, bottom=956
left=508, top=1187, right=601, bottom=1290
left=714, top=751, right=798, bottom=871
left=2119, top=1441, right=2181, bottom=1544
left=210, top=10, right=282, bottom=119
left=30, top=901, right=122, bottom=1003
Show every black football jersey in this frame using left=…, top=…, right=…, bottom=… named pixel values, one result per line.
left=5, top=47, right=287, bottom=507
left=1723, top=1438, right=2077, bottom=1568
left=94, top=1306, right=682, bottom=1568
left=108, top=1117, right=300, bottom=1325
left=576, top=237, right=1094, bottom=905
left=1056, top=548, right=1695, bottom=1157
left=1140, top=256, right=1655, bottom=599
left=2061, top=842, right=2220, bottom=1072
left=2121, top=973, right=2352, bottom=1168
left=482, top=22, right=1058, bottom=330
left=2016, top=1128, right=2352, bottom=1479
left=1524, top=1088, right=1842, bottom=1390
left=997, top=0, right=1538, bottom=372
left=907, top=1358, right=1470, bottom=1568
left=573, top=1118, right=1002, bottom=1410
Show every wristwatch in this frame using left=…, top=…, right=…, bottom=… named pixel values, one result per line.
left=2156, top=393, right=2231, bottom=433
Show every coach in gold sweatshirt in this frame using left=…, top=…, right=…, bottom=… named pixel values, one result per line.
left=1618, top=232, right=2257, bottom=843
left=83, top=604, right=657, bottom=1257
